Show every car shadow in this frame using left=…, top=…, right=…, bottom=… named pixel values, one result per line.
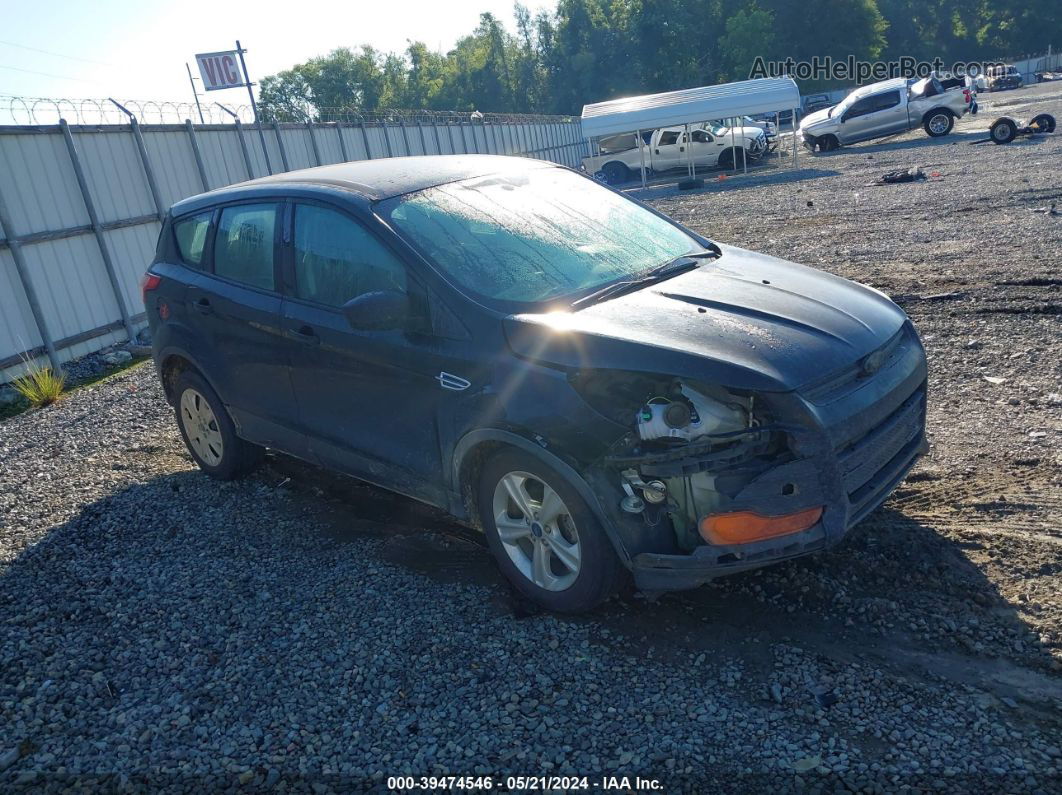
left=626, top=167, right=841, bottom=200
left=811, top=128, right=1048, bottom=157
left=2, top=454, right=1057, bottom=729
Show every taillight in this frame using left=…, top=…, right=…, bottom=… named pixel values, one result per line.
left=141, top=272, right=161, bottom=304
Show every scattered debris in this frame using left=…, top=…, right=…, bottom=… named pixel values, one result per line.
left=1031, top=202, right=1058, bottom=216
left=983, top=375, right=1007, bottom=385
left=880, top=167, right=927, bottom=184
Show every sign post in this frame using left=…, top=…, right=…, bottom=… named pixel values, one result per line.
left=185, top=63, right=205, bottom=124
left=194, top=42, right=273, bottom=174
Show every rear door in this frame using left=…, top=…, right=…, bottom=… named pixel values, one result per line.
left=186, top=200, right=301, bottom=451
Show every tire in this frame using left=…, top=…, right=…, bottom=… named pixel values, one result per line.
left=1030, top=113, right=1056, bottom=133
left=719, top=147, right=748, bottom=168
left=601, top=161, right=630, bottom=186
left=478, top=448, right=623, bottom=613
left=817, top=135, right=839, bottom=152
left=173, top=371, right=264, bottom=480
left=923, top=110, right=954, bottom=137
left=990, top=117, right=1018, bottom=144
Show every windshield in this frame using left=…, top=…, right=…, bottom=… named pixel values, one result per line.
left=379, top=167, right=700, bottom=305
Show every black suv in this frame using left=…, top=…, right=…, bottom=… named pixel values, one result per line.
left=145, top=155, right=927, bottom=612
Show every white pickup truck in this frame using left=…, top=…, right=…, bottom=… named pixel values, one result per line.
left=582, top=121, right=768, bottom=185
left=799, top=75, right=976, bottom=151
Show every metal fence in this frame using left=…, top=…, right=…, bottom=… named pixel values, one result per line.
left=0, top=114, right=589, bottom=382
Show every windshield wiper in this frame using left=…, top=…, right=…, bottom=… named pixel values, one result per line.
left=571, top=249, right=718, bottom=309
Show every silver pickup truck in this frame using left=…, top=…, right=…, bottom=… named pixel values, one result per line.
left=800, top=75, right=976, bottom=151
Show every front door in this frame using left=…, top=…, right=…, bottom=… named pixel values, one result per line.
left=280, top=201, right=480, bottom=506
left=839, top=90, right=905, bottom=143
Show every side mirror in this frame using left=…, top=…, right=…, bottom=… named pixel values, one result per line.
left=342, top=289, right=409, bottom=331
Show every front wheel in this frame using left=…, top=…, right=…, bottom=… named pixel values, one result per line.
left=478, top=449, right=623, bottom=612
left=601, top=161, right=630, bottom=186
left=990, top=117, right=1018, bottom=144
left=924, top=110, right=954, bottom=137
left=174, top=371, right=264, bottom=480
left=817, top=135, right=839, bottom=152
left=1030, top=113, right=1056, bottom=133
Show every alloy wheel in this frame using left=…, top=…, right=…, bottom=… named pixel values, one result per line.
left=929, top=114, right=950, bottom=134
left=492, top=471, right=581, bottom=591
left=180, top=388, right=224, bottom=466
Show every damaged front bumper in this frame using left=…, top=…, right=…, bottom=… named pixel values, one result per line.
left=623, top=324, right=929, bottom=591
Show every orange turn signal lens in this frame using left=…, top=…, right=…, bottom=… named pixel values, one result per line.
left=699, top=506, right=823, bottom=545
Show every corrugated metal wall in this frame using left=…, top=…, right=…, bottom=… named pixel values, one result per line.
left=0, top=116, right=588, bottom=382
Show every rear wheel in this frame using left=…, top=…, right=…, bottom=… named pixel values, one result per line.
left=478, top=449, right=622, bottom=613
left=601, top=161, right=630, bottom=186
left=174, top=371, right=263, bottom=480
left=924, top=110, right=954, bottom=137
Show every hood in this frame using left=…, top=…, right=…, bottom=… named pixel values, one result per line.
left=503, top=244, right=907, bottom=393
left=729, top=125, right=766, bottom=141
left=800, top=107, right=835, bottom=130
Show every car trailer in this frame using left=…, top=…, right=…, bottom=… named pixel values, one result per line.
left=971, top=113, right=1056, bottom=145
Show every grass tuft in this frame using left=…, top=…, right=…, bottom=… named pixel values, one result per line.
left=11, top=356, right=66, bottom=407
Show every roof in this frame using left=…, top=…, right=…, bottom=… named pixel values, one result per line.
left=580, top=77, right=800, bottom=139
left=172, top=155, right=556, bottom=213
left=845, top=77, right=910, bottom=101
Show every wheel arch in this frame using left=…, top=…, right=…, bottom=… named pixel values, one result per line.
left=157, top=345, right=222, bottom=405
left=922, top=106, right=955, bottom=122
left=451, top=428, right=633, bottom=566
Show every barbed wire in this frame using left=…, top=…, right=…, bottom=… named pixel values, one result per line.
left=0, top=95, right=578, bottom=126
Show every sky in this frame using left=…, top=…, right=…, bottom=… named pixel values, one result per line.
left=0, top=0, right=552, bottom=102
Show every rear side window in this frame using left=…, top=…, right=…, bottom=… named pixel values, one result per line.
left=657, top=131, right=680, bottom=146
left=173, top=211, right=212, bottom=268
left=293, top=204, right=407, bottom=307
left=872, top=90, right=901, bottom=112
left=214, top=204, right=277, bottom=291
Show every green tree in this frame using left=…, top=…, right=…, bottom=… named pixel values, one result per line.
left=717, top=4, right=776, bottom=81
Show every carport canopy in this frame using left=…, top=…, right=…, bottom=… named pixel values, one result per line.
left=580, top=77, right=800, bottom=139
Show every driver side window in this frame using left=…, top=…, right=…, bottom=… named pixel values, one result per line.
left=292, top=204, right=407, bottom=308
left=844, top=96, right=876, bottom=120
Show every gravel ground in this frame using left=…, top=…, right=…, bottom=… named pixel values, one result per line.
left=1, top=83, right=1060, bottom=792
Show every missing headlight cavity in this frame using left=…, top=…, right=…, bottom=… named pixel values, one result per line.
left=635, top=381, right=749, bottom=443
left=584, top=373, right=784, bottom=551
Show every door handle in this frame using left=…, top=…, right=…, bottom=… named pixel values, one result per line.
left=287, top=325, right=320, bottom=345
left=654, top=149, right=660, bottom=154
left=193, top=297, right=213, bottom=315
left=679, top=146, right=685, bottom=152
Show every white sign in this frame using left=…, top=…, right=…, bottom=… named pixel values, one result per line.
left=195, top=50, right=246, bottom=91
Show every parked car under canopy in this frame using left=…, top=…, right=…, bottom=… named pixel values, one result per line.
left=580, top=77, right=801, bottom=186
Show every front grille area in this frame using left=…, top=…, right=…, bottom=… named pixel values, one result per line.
left=836, top=384, right=926, bottom=524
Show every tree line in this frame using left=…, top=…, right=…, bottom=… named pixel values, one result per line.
left=258, top=0, right=1059, bottom=120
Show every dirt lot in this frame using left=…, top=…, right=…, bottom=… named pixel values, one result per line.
left=1, top=82, right=1060, bottom=792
